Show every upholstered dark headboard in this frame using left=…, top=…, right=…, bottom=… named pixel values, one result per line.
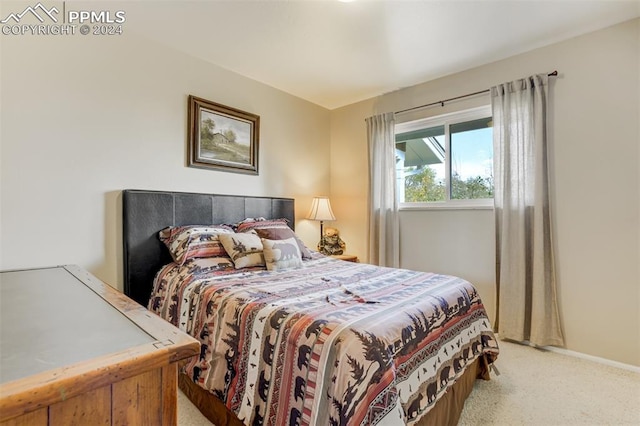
left=122, top=189, right=295, bottom=306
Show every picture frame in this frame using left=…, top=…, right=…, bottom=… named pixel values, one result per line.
left=187, top=95, right=260, bottom=174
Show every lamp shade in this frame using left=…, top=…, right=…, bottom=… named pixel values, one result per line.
left=306, top=196, right=336, bottom=221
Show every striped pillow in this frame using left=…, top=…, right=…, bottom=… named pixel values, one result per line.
left=159, top=225, right=234, bottom=265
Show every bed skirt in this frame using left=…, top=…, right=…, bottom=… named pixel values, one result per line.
left=178, top=355, right=490, bottom=426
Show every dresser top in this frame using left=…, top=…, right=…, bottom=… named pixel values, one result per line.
left=0, top=266, right=197, bottom=385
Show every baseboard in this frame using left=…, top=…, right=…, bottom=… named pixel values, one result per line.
left=495, top=334, right=640, bottom=373
left=539, top=345, right=640, bottom=374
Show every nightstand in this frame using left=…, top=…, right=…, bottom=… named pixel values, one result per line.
left=331, top=254, right=359, bottom=263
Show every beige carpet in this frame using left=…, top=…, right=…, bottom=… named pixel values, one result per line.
left=178, top=340, right=640, bottom=425
left=458, top=341, right=639, bottom=425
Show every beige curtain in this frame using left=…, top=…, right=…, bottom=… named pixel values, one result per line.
left=491, top=74, right=564, bottom=347
left=366, top=113, right=399, bottom=267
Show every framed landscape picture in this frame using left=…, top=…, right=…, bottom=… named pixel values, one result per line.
left=188, top=95, right=260, bottom=174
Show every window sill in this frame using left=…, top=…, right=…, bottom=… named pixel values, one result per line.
left=399, top=200, right=494, bottom=211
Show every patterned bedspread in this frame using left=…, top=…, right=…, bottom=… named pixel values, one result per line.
left=149, top=255, right=499, bottom=426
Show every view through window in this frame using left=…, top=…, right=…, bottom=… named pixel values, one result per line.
left=395, top=106, right=493, bottom=205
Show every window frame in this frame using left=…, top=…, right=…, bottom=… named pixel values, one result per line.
left=395, top=105, right=494, bottom=210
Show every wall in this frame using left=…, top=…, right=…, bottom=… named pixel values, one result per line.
left=0, top=27, right=330, bottom=290
left=330, top=19, right=640, bottom=366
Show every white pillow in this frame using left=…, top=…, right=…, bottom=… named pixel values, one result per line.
left=262, top=237, right=303, bottom=271
left=218, top=233, right=265, bottom=269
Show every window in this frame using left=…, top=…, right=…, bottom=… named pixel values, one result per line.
left=395, top=106, right=493, bottom=208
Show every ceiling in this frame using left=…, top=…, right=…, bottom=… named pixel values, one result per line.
left=121, top=0, right=640, bottom=109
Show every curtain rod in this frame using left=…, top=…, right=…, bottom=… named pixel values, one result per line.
left=394, top=70, right=558, bottom=115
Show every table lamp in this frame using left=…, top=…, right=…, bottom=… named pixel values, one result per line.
left=306, top=196, right=336, bottom=250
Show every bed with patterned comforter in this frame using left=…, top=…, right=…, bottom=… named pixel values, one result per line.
left=149, top=254, right=498, bottom=425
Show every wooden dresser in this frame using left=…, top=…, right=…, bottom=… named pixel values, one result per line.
left=0, top=265, right=200, bottom=426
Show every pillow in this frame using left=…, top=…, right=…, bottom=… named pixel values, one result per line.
left=262, top=237, right=303, bottom=271
left=236, top=219, right=312, bottom=259
left=236, top=217, right=266, bottom=224
left=235, top=218, right=280, bottom=232
left=225, top=217, right=266, bottom=232
left=159, top=225, right=234, bottom=265
left=183, top=257, right=235, bottom=274
left=218, top=233, right=265, bottom=269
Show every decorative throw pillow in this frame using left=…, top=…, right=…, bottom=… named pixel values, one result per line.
left=237, top=219, right=312, bottom=259
left=159, top=225, right=234, bottom=265
left=227, top=217, right=266, bottom=232
left=262, top=237, right=303, bottom=271
left=183, top=257, right=235, bottom=274
left=218, top=233, right=265, bottom=269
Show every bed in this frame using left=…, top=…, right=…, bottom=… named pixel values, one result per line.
left=122, top=189, right=499, bottom=426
